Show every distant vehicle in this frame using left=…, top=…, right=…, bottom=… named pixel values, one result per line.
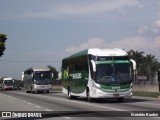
left=23, top=67, right=53, bottom=93
left=62, top=48, right=136, bottom=102
left=1, top=77, right=14, bottom=90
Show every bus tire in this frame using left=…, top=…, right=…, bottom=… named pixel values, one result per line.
left=87, top=89, right=93, bottom=102
left=67, top=88, right=72, bottom=99
left=31, top=87, right=35, bottom=94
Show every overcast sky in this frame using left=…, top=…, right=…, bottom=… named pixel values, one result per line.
left=0, top=0, right=160, bottom=79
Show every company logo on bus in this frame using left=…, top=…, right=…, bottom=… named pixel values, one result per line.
left=70, top=73, right=82, bottom=79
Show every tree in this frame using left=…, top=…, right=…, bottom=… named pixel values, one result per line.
left=128, top=49, right=144, bottom=74
left=0, top=33, right=7, bottom=57
left=143, top=54, right=159, bottom=80
left=47, top=65, right=58, bottom=80
left=128, top=49, right=160, bottom=81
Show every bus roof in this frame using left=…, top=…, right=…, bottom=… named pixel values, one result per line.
left=88, top=48, right=128, bottom=56
left=2, top=77, right=13, bottom=80
left=63, top=48, right=128, bottom=60
left=26, top=67, right=50, bottom=72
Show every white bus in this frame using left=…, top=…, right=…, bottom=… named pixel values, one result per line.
left=23, top=67, right=53, bottom=93
left=1, top=77, right=14, bottom=90
left=62, top=48, right=136, bottom=102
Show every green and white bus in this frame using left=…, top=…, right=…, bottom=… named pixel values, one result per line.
left=62, top=48, right=136, bottom=102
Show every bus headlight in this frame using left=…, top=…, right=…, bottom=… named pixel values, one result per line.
left=92, top=82, right=101, bottom=90
left=34, top=85, right=38, bottom=88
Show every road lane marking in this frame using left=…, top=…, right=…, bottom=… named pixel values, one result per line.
left=63, top=117, right=72, bottom=119
left=44, top=109, right=52, bottom=111
left=22, top=100, right=27, bottom=103
left=21, top=93, right=126, bottom=111
left=136, top=101, right=160, bottom=106
left=35, top=105, right=42, bottom=108
left=27, top=102, right=34, bottom=105
left=6, top=92, right=126, bottom=111
left=0, top=92, right=53, bottom=112
left=2, top=92, right=160, bottom=119
left=0, top=93, right=18, bottom=100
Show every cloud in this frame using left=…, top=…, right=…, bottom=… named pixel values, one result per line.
left=151, top=19, right=160, bottom=33
left=65, top=38, right=105, bottom=52
left=138, top=18, right=160, bottom=34
left=138, top=25, right=149, bottom=34
left=65, top=36, right=160, bottom=58
left=23, top=0, right=140, bottom=18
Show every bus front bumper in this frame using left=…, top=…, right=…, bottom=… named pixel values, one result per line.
left=33, top=85, right=50, bottom=91
left=92, top=88, right=132, bottom=98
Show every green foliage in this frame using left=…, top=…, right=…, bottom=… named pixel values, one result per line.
left=0, top=33, right=7, bottom=57
left=14, top=79, right=23, bottom=88
left=47, top=65, right=58, bottom=80
left=128, top=50, right=160, bottom=80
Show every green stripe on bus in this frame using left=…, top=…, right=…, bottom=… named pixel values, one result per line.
left=96, top=60, right=130, bottom=64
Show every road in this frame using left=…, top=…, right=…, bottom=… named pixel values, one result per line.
left=0, top=90, right=160, bottom=120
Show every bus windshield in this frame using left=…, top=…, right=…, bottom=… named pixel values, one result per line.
left=96, top=62, right=131, bottom=85
left=4, top=80, right=14, bottom=85
left=33, top=71, right=52, bottom=85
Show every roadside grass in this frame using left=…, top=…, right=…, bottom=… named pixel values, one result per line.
left=133, top=91, right=160, bottom=98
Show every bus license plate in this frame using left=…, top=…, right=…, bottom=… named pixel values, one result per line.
left=113, top=93, right=119, bottom=97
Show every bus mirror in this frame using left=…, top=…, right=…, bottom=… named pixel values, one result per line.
left=91, top=60, right=96, bottom=72
left=130, top=59, right=136, bottom=70
left=31, top=73, right=34, bottom=78
left=51, top=73, right=54, bottom=79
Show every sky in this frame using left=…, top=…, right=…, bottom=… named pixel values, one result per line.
left=0, top=0, right=160, bottom=79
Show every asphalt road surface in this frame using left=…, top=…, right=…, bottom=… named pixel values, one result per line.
left=0, top=90, right=160, bottom=120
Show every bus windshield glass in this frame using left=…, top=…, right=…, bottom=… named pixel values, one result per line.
left=4, top=80, right=14, bottom=85
left=33, top=71, right=52, bottom=85
left=95, top=57, right=131, bottom=85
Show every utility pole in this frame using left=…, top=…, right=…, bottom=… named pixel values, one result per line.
left=158, top=69, right=160, bottom=92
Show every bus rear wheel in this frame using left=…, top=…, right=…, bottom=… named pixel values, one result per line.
left=87, top=89, right=93, bottom=102
left=68, top=88, right=72, bottom=99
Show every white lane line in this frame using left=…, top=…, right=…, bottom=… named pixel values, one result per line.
left=0, top=92, right=53, bottom=112
left=63, top=117, right=72, bottom=119
left=136, top=101, right=160, bottom=106
left=25, top=93, right=126, bottom=111
left=44, top=109, right=52, bottom=111
left=27, top=102, right=34, bottom=105
left=0, top=93, right=18, bottom=100
left=35, top=105, right=42, bottom=109
left=2, top=92, right=160, bottom=119
left=22, top=100, right=27, bottom=103
left=22, top=93, right=160, bottom=119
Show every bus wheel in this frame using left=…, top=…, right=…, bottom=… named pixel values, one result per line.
left=31, top=87, right=35, bottom=94
left=68, top=88, right=72, bottom=99
left=117, top=98, right=124, bottom=102
left=87, top=89, right=93, bottom=102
